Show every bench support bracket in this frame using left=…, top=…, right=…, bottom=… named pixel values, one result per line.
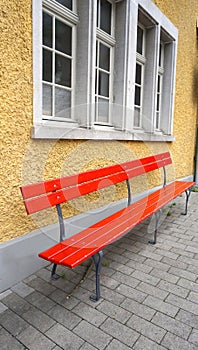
left=149, top=210, right=162, bottom=245
left=90, top=250, right=103, bottom=302
left=181, top=189, right=191, bottom=216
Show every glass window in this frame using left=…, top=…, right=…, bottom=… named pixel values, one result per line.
left=55, top=0, right=72, bottom=11
left=137, top=25, right=144, bottom=55
left=100, top=0, right=112, bottom=34
left=42, top=10, right=73, bottom=120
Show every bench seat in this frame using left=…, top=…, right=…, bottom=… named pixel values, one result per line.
left=39, top=180, right=194, bottom=268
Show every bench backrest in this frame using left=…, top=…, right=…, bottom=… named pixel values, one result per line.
left=21, top=152, right=172, bottom=215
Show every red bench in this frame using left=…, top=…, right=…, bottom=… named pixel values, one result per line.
left=21, top=152, right=195, bottom=301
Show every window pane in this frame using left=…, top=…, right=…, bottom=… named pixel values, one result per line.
left=98, top=97, right=109, bottom=123
left=55, top=87, right=71, bottom=118
left=43, top=84, right=52, bottom=116
left=137, top=26, right=143, bottom=54
left=134, top=107, right=141, bottom=128
left=55, top=19, right=72, bottom=56
left=135, top=86, right=141, bottom=106
left=100, top=0, right=112, bottom=34
left=55, top=54, right=71, bottom=87
left=135, top=64, right=142, bottom=85
left=96, top=41, right=98, bottom=67
left=159, top=43, right=162, bottom=67
left=157, top=94, right=160, bottom=111
left=55, top=0, right=72, bottom=10
left=157, top=75, right=161, bottom=93
left=43, top=12, right=52, bottom=48
left=99, top=43, right=110, bottom=71
left=99, top=71, right=109, bottom=97
left=43, top=49, right=52, bottom=82
left=156, top=112, right=159, bottom=129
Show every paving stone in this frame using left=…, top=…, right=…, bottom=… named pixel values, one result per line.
left=177, top=278, right=198, bottom=293
left=47, top=304, right=81, bottom=330
left=149, top=268, right=179, bottom=284
left=121, top=297, right=156, bottom=321
left=133, top=335, right=167, bottom=350
left=0, top=301, right=8, bottom=313
left=126, top=252, right=146, bottom=263
left=100, top=318, right=139, bottom=348
left=126, top=259, right=153, bottom=273
left=1, top=292, right=31, bottom=316
left=0, top=309, right=29, bottom=336
left=116, top=283, right=147, bottom=303
left=157, top=280, right=189, bottom=298
left=138, top=250, right=162, bottom=262
left=176, top=309, right=198, bottom=329
left=166, top=293, right=198, bottom=315
left=178, top=255, right=198, bottom=268
left=112, top=271, right=140, bottom=288
left=11, top=282, right=34, bottom=298
left=161, top=331, right=197, bottom=350
left=23, top=274, right=37, bottom=284
left=188, top=329, right=198, bottom=346
left=99, top=275, right=120, bottom=290
left=154, top=248, right=179, bottom=260
left=152, top=311, right=192, bottom=339
left=168, top=267, right=197, bottom=282
left=97, top=300, right=131, bottom=324
left=73, top=301, right=107, bottom=327
left=143, top=258, right=170, bottom=272
left=74, top=320, right=112, bottom=350
left=127, top=314, right=166, bottom=343
left=46, top=323, right=84, bottom=350
left=22, top=306, right=56, bottom=333
left=171, top=247, right=195, bottom=258
left=136, top=282, right=169, bottom=300
left=72, top=286, right=102, bottom=307
left=17, top=325, right=55, bottom=350
left=107, top=252, right=129, bottom=264
left=105, top=338, right=132, bottom=350
left=79, top=343, right=96, bottom=350
left=187, top=291, right=198, bottom=304
left=25, top=291, right=56, bottom=313
left=27, top=277, right=57, bottom=296
left=0, top=327, right=25, bottom=350
left=48, top=288, right=80, bottom=310
left=110, top=261, right=135, bottom=275
left=0, top=289, right=12, bottom=300
left=131, top=270, right=160, bottom=286
left=100, top=285, right=126, bottom=306
left=161, top=256, right=188, bottom=269
left=143, top=295, right=179, bottom=317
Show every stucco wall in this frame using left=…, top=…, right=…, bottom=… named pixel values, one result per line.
left=0, top=0, right=197, bottom=242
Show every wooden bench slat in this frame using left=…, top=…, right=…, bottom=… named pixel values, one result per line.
left=21, top=153, right=172, bottom=215
left=21, top=152, right=171, bottom=200
left=39, top=181, right=194, bottom=268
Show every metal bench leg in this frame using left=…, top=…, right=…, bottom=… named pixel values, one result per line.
left=51, top=263, right=60, bottom=280
left=181, top=189, right=191, bottom=216
left=90, top=250, right=103, bottom=302
left=149, top=210, right=162, bottom=245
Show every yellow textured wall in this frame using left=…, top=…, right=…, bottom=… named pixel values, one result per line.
left=153, top=0, right=198, bottom=176
left=0, top=0, right=197, bottom=242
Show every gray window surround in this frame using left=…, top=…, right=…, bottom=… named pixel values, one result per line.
left=32, top=0, right=178, bottom=141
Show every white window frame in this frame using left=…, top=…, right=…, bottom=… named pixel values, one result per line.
left=32, top=0, right=178, bottom=141
left=155, top=42, right=164, bottom=131
left=42, top=8, right=76, bottom=122
left=134, top=24, right=146, bottom=129
left=95, top=0, right=116, bottom=126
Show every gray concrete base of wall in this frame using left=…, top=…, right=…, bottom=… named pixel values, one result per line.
left=0, top=176, right=193, bottom=293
